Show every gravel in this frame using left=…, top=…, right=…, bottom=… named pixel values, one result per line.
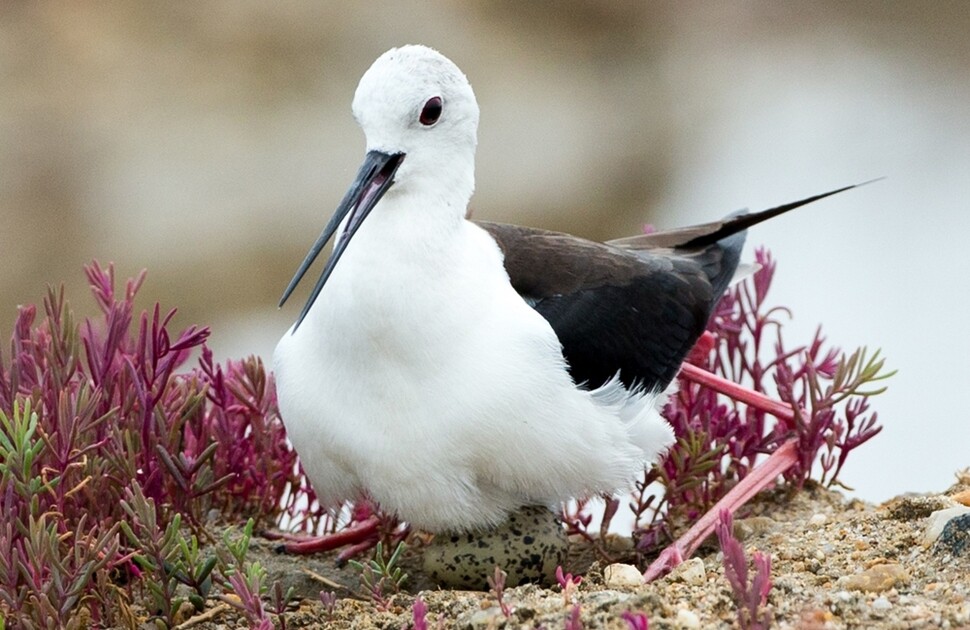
left=170, top=476, right=970, bottom=629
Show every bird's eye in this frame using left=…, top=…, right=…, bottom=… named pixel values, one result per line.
left=419, top=96, right=443, bottom=126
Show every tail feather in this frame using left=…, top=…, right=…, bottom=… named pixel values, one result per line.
left=703, top=229, right=745, bottom=303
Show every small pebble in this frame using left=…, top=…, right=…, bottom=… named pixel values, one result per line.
left=734, top=516, right=778, bottom=540
left=603, top=563, right=643, bottom=588
left=872, top=596, right=892, bottom=611
left=462, top=608, right=501, bottom=627
left=668, top=557, right=706, bottom=585
left=951, top=489, right=970, bottom=507
left=675, top=608, right=701, bottom=629
left=809, top=513, right=828, bottom=526
left=799, top=609, right=835, bottom=626
left=934, top=512, right=970, bottom=557
left=583, top=590, right=631, bottom=611
left=885, top=495, right=951, bottom=521
left=842, top=563, right=910, bottom=593
left=173, top=601, right=197, bottom=625
left=923, top=505, right=970, bottom=546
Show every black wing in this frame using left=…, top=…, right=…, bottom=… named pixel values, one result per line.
left=481, top=221, right=739, bottom=391
left=478, top=184, right=860, bottom=391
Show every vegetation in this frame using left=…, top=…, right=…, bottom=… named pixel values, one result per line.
left=0, top=255, right=892, bottom=627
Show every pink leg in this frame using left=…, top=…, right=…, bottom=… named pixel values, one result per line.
left=261, top=530, right=304, bottom=543
left=275, top=516, right=381, bottom=555
left=335, top=522, right=411, bottom=565
left=679, top=363, right=794, bottom=422
left=643, top=356, right=801, bottom=582
left=335, top=537, right=383, bottom=565
left=642, top=439, right=798, bottom=582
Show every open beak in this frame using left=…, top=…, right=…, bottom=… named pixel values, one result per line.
left=279, top=150, right=405, bottom=330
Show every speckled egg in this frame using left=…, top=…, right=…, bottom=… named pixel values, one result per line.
left=422, top=505, right=568, bottom=589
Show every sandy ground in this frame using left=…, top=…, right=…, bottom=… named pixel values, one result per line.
left=161, top=477, right=970, bottom=630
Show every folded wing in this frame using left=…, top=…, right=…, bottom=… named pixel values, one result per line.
left=479, top=183, right=859, bottom=391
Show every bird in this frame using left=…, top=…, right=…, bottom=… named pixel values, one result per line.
left=273, top=44, right=858, bottom=537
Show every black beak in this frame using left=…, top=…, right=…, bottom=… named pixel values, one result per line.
left=279, top=150, right=405, bottom=330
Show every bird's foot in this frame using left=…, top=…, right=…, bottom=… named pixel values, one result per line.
left=642, top=439, right=798, bottom=581
left=271, top=516, right=382, bottom=556
left=269, top=501, right=407, bottom=563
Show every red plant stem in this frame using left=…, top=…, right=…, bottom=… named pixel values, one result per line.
left=642, top=439, right=798, bottom=582
left=680, top=363, right=795, bottom=422
left=278, top=516, right=380, bottom=554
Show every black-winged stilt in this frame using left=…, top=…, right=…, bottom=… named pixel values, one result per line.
left=273, top=45, right=862, bottom=580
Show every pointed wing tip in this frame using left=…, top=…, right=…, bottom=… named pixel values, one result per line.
left=805, top=177, right=884, bottom=206
left=854, top=176, right=887, bottom=188
left=832, top=177, right=885, bottom=197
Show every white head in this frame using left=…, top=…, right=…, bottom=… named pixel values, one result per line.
left=353, top=45, right=479, bottom=204
left=279, top=46, right=480, bottom=328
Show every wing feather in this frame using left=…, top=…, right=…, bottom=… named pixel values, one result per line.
left=477, top=182, right=865, bottom=390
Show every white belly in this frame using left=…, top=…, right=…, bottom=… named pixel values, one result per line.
left=273, top=219, right=673, bottom=532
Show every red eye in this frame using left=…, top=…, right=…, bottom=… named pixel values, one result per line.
left=420, top=96, right=442, bottom=126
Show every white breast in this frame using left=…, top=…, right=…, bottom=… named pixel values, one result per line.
left=273, top=211, right=674, bottom=532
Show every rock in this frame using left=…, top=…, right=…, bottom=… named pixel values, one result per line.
left=884, top=495, right=951, bottom=521
left=422, top=505, right=567, bottom=589
left=460, top=607, right=503, bottom=628
left=872, top=596, right=892, bottom=611
left=733, top=516, right=778, bottom=540
left=951, top=488, right=970, bottom=507
left=668, top=557, right=706, bottom=585
left=934, top=512, right=970, bottom=557
left=584, top=589, right=632, bottom=612
left=923, top=505, right=970, bottom=546
left=173, top=600, right=197, bottom=625
left=675, top=608, right=701, bottom=628
left=809, top=513, right=827, bottom=526
left=603, top=563, right=643, bottom=588
left=798, top=609, right=835, bottom=627
left=841, top=563, right=910, bottom=593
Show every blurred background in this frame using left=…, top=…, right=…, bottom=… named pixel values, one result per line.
left=2, top=2, right=968, bottom=502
